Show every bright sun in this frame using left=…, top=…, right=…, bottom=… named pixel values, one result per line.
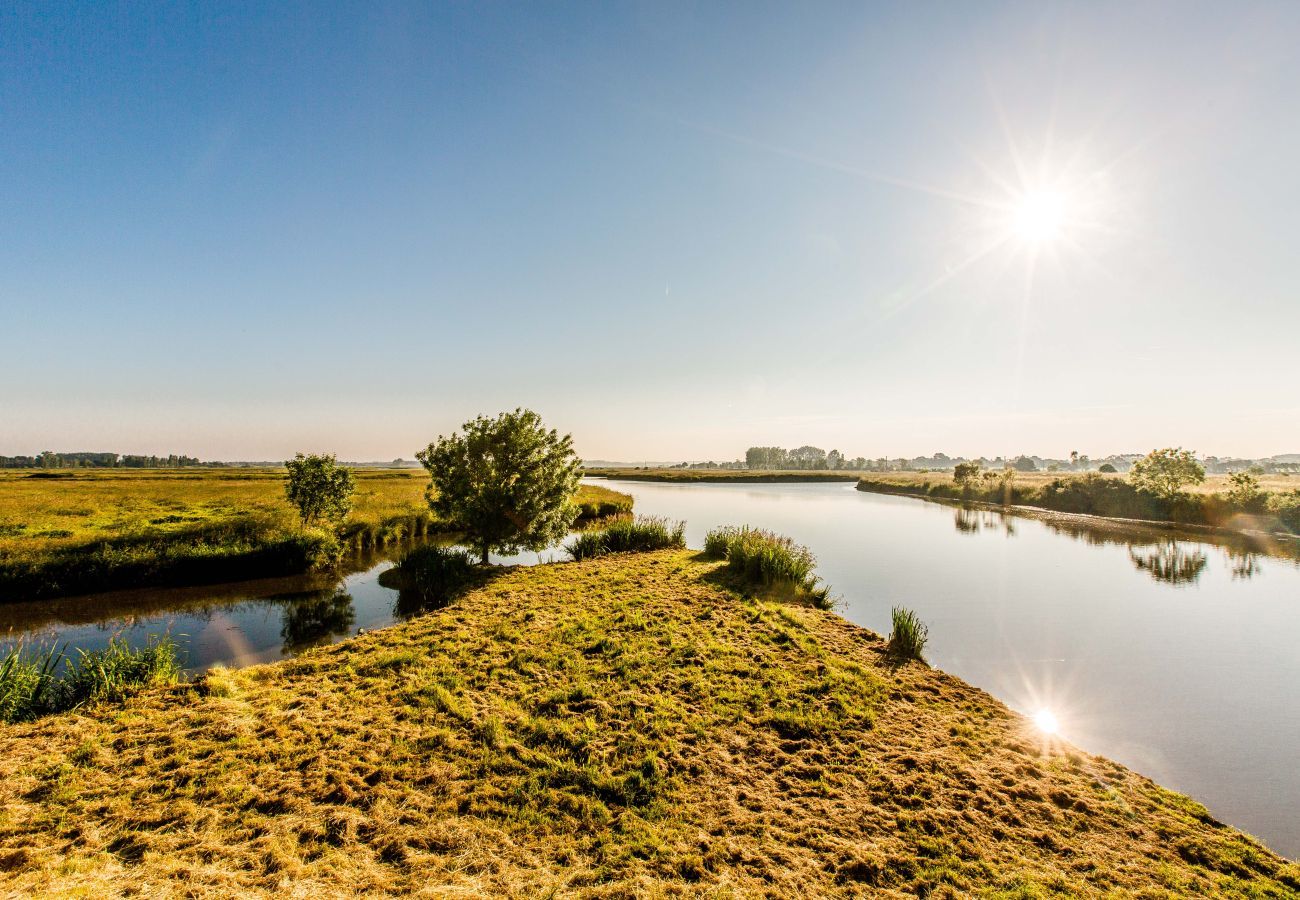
left=1011, top=189, right=1068, bottom=244
left=1033, top=709, right=1060, bottom=735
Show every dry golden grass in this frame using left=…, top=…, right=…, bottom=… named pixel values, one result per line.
left=0, top=550, right=1294, bottom=897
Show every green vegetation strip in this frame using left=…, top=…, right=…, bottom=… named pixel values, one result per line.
left=855, top=471, right=1300, bottom=535
left=1, top=550, right=1293, bottom=896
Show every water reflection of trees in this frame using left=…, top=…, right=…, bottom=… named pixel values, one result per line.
left=1034, top=517, right=1300, bottom=586
left=280, top=590, right=356, bottom=652
left=1226, top=549, right=1262, bottom=581
left=953, top=507, right=1016, bottom=537
left=1127, top=541, right=1209, bottom=586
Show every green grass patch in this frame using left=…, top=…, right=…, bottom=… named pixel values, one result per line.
left=703, top=525, right=832, bottom=608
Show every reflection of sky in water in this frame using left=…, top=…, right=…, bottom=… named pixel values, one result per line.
left=3, top=483, right=1299, bottom=858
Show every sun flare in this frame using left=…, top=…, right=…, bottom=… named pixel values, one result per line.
left=1010, top=189, right=1068, bottom=244
left=1033, top=709, right=1060, bottom=735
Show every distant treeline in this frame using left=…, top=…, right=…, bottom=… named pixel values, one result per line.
left=744, top=446, right=873, bottom=471
left=0, top=451, right=210, bottom=469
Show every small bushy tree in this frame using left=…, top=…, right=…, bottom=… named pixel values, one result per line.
left=417, top=409, right=580, bottom=564
left=1226, top=471, right=1263, bottom=510
left=1129, top=448, right=1205, bottom=500
left=284, top=453, right=356, bottom=527
left=1098, top=462, right=1118, bottom=474
left=952, top=461, right=981, bottom=489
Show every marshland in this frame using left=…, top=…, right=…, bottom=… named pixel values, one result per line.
left=0, top=468, right=631, bottom=601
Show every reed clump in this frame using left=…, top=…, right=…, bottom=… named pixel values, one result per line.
left=0, top=636, right=181, bottom=723
left=887, top=606, right=929, bottom=662
left=703, top=526, right=832, bottom=608
left=566, top=516, right=686, bottom=561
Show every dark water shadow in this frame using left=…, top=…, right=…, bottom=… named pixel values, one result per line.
left=280, top=590, right=357, bottom=653
left=378, top=562, right=511, bottom=620
left=1128, top=541, right=1209, bottom=586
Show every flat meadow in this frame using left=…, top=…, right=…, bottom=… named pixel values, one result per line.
left=0, top=469, right=631, bottom=601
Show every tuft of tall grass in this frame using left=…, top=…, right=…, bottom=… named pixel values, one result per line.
left=0, top=636, right=181, bottom=723
left=0, top=643, right=64, bottom=724
left=702, top=525, right=738, bottom=559
left=565, top=516, right=686, bottom=561
left=398, top=544, right=478, bottom=606
left=887, top=607, right=928, bottom=662
left=703, top=526, right=833, bottom=609
left=61, top=636, right=182, bottom=707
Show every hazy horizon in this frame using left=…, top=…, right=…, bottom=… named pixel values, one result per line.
left=4, top=2, right=1298, bottom=461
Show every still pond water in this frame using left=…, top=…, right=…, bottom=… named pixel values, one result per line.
left=3, top=480, right=1299, bottom=858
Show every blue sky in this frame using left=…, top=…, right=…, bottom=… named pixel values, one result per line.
left=3, top=1, right=1298, bottom=460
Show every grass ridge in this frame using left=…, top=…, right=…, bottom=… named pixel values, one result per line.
left=0, top=550, right=1295, bottom=897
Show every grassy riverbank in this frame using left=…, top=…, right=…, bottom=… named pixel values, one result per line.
left=0, top=549, right=1294, bottom=896
left=0, top=469, right=631, bottom=601
left=856, top=472, right=1300, bottom=535
left=585, top=467, right=864, bottom=483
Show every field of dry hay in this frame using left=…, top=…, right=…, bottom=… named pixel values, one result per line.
left=1, top=550, right=1295, bottom=897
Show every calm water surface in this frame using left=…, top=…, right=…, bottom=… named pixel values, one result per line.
left=3, top=480, right=1298, bottom=858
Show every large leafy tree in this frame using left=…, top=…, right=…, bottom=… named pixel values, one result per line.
left=417, top=409, right=580, bottom=564
left=284, top=453, right=356, bottom=527
left=1128, top=447, right=1205, bottom=500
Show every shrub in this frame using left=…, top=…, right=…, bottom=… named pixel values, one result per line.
left=703, top=525, right=832, bottom=608
left=1267, top=490, right=1300, bottom=532
left=398, top=544, right=478, bottom=606
left=1098, top=463, right=1118, bottom=473
left=0, top=637, right=181, bottom=723
left=887, top=607, right=928, bottom=662
left=953, top=461, right=982, bottom=491
left=1225, top=472, right=1265, bottom=512
left=566, top=516, right=685, bottom=560
left=1036, top=473, right=1167, bottom=520
left=285, top=453, right=356, bottom=527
